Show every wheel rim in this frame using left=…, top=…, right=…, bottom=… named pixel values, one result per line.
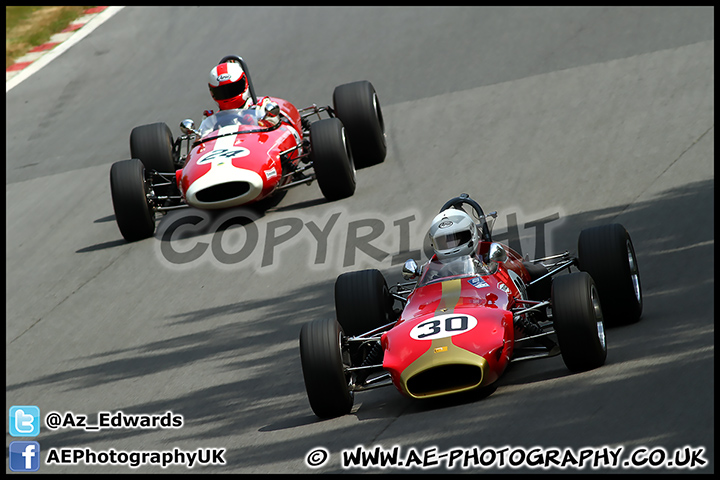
left=626, top=239, right=641, bottom=303
left=590, top=285, right=606, bottom=351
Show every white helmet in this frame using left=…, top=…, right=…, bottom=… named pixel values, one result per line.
left=428, top=209, right=480, bottom=260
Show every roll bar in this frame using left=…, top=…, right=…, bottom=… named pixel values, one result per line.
left=439, top=193, right=492, bottom=242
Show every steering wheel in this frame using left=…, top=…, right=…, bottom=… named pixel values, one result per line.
left=439, top=193, right=492, bottom=242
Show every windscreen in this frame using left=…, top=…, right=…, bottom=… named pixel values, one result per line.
left=197, top=108, right=266, bottom=137
left=418, top=255, right=490, bottom=286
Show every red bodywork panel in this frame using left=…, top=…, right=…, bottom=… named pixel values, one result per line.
left=381, top=242, right=532, bottom=398
left=176, top=98, right=303, bottom=209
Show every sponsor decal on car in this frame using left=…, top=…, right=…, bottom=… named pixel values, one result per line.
left=264, top=167, right=277, bottom=180
left=468, top=277, right=490, bottom=289
left=409, top=314, right=478, bottom=341
left=197, top=147, right=250, bottom=165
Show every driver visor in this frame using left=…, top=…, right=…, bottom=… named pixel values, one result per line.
left=209, top=76, right=247, bottom=101
left=435, top=231, right=471, bottom=250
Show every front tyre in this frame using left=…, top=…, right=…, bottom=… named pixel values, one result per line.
left=578, top=223, right=642, bottom=325
left=335, top=269, right=393, bottom=336
left=311, top=118, right=356, bottom=201
left=299, top=318, right=354, bottom=419
left=130, top=122, right=176, bottom=172
left=333, top=80, right=386, bottom=169
left=552, top=272, right=607, bottom=372
left=110, top=158, right=156, bottom=242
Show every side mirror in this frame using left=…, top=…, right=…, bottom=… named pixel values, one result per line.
left=264, top=102, right=280, bottom=118
left=402, top=259, right=420, bottom=280
left=179, top=119, right=199, bottom=136
left=488, top=243, right=507, bottom=264
left=487, top=243, right=507, bottom=274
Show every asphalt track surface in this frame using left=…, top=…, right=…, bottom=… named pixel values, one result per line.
left=6, top=7, right=714, bottom=473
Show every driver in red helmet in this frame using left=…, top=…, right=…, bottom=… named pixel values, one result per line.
left=205, top=58, right=280, bottom=127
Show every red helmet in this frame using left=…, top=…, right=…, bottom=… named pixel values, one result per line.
left=208, top=62, right=250, bottom=110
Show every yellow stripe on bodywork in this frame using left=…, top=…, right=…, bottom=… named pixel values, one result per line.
left=400, top=338, right=488, bottom=398
left=436, top=278, right=462, bottom=314
left=399, top=278, right=488, bottom=398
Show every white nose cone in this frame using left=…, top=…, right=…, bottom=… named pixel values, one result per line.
left=185, top=162, right=264, bottom=209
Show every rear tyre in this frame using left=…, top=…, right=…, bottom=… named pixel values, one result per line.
left=577, top=223, right=642, bottom=325
left=552, top=272, right=607, bottom=372
left=110, top=159, right=155, bottom=242
left=311, top=118, right=356, bottom=201
left=299, top=318, right=354, bottom=419
left=335, top=269, right=393, bottom=336
left=523, top=261, right=551, bottom=301
left=333, top=80, right=386, bottom=168
left=130, top=122, right=176, bottom=172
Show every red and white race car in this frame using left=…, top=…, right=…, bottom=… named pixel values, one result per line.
left=110, top=56, right=385, bottom=242
left=299, top=194, right=643, bottom=418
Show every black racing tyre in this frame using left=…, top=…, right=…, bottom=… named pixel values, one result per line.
left=523, top=261, right=551, bottom=301
left=332, top=80, right=386, bottom=169
left=335, top=269, right=393, bottom=336
left=110, top=159, right=155, bottom=242
left=299, top=318, right=354, bottom=419
left=129, top=122, right=176, bottom=172
left=577, top=223, right=642, bottom=325
left=551, top=272, right=607, bottom=372
left=310, top=118, right=356, bottom=201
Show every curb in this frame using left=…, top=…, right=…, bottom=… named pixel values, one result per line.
left=6, top=6, right=124, bottom=92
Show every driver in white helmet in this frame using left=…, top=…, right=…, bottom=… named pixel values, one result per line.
left=204, top=58, right=280, bottom=128
left=424, top=208, right=489, bottom=281
left=427, top=204, right=543, bottom=336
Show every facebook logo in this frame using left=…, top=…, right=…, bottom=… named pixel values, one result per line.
left=9, top=405, right=40, bottom=437
left=9, top=441, right=41, bottom=472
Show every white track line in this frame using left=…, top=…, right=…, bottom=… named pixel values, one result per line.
left=6, top=6, right=125, bottom=93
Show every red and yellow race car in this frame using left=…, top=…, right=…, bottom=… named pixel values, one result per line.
left=299, top=194, right=643, bottom=418
left=109, top=56, right=385, bottom=242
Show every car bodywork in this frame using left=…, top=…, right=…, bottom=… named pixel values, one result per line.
left=176, top=100, right=305, bottom=210
left=382, top=244, right=531, bottom=399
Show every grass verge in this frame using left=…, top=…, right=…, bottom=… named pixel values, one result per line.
left=6, top=6, right=94, bottom=68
